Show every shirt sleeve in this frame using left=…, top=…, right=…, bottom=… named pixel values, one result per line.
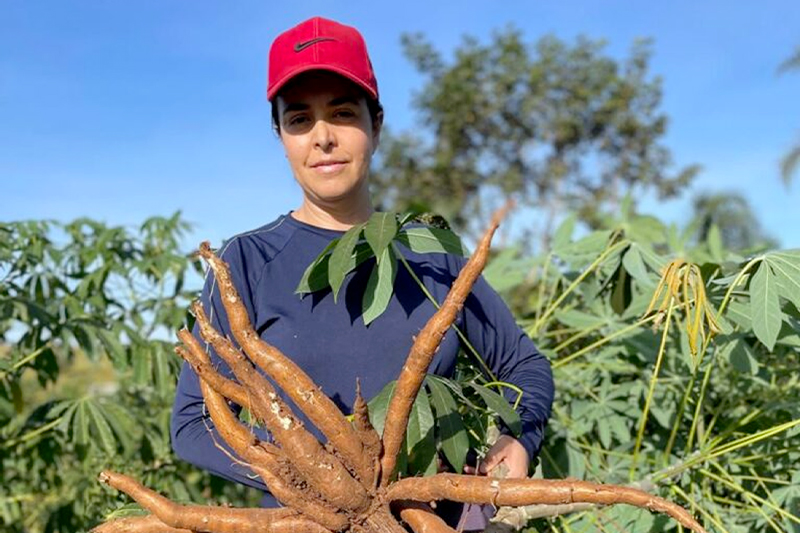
left=170, top=238, right=271, bottom=492
left=461, top=270, right=555, bottom=463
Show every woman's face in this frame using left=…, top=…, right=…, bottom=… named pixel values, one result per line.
left=275, top=71, right=381, bottom=211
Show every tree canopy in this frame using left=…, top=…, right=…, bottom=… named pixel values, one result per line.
left=373, top=29, right=700, bottom=238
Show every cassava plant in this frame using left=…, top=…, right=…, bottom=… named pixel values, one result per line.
left=92, top=206, right=707, bottom=533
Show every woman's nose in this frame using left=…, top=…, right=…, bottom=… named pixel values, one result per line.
left=312, top=120, right=336, bottom=151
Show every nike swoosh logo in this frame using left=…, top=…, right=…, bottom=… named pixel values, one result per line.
left=293, top=37, right=336, bottom=52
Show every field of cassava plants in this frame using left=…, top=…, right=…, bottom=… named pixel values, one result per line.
left=1, top=204, right=798, bottom=532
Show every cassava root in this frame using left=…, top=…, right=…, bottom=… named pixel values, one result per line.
left=94, top=203, right=708, bottom=533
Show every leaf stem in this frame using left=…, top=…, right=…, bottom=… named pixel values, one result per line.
left=2, top=343, right=52, bottom=378
left=392, top=243, right=497, bottom=382
left=528, top=239, right=628, bottom=337
left=716, top=256, right=762, bottom=317
left=631, top=297, right=674, bottom=479
left=552, top=315, right=656, bottom=369
left=654, top=417, right=800, bottom=482
left=482, top=381, right=523, bottom=410
left=2, top=417, right=63, bottom=449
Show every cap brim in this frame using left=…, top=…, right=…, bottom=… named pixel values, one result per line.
left=267, top=64, right=378, bottom=102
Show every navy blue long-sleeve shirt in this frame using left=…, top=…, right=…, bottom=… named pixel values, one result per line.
left=170, top=213, right=554, bottom=506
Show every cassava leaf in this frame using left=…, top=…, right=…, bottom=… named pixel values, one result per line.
left=554, top=230, right=612, bottom=266
left=551, top=215, right=576, bottom=251
left=73, top=401, right=90, bottom=447
left=766, top=252, right=800, bottom=309
left=152, top=345, right=171, bottom=396
left=366, top=380, right=396, bottom=437
left=297, top=241, right=375, bottom=295
left=362, top=247, right=397, bottom=325
left=86, top=400, right=116, bottom=455
left=407, top=388, right=437, bottom=476
left=364, top=212, right=398, bottom=257
left=622, top=245, right=651, bottom=284
left=296, top=239, right=338, bottom=294
left=719, top=336, right=759, bottom=374
left=750, top=262, right=782, bottom=351
left=95, top=328, right=126, bottom=369
left=467, top=383, right=522, bottom=435
left=329, top=224, right=365, bottom=303
left=395, top=227, right=467, bottom=256
left=427, top=376, right=468, bottom=473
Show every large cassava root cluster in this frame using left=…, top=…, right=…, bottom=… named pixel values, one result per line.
left=94, top=206, right=709, bottom=533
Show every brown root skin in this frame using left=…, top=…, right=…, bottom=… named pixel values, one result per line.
left=380, top=202, right=513, bottom=486
left=174, top=331, right=249, bottom=408
left=97, top=471, right=320, bottom=533
left=356, top=508, right=410, bottom=533
left=191, top=301, right=370, bottom=513
left=353, top=379, right=382, bottom=487
left=394, top=502, right=456, bottom=533
left=386, top=474, right=708, bottom=533
left=199, top=380, right=350, bottom=532
left=91, top=514, right=194, bottom=533
left=197, top=242, right=373, bottom=487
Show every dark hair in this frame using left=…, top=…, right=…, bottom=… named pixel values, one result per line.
left=270, top=95, right=383, bottom=135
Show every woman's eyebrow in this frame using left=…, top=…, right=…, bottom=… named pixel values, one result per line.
left=328, top=96, right=360, bottom=107
left=282, top=102, right=309, bottom=115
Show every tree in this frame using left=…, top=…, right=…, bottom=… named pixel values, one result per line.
left=372, top=29, right=699, bottom=239
left=690, top=191, right=778, bottom=251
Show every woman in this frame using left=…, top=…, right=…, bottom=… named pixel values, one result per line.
left=170, top=16, right=554, bottom=531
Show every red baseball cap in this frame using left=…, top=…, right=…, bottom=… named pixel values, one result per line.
left=267, top=17, right=379, bottom=102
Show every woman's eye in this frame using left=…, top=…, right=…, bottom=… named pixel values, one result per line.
left=335, top=109, right=356, bottom=118
left=288, top=115, right=308, bottom=126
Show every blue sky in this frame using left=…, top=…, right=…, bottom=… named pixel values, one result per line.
left=2, top=1, right=799, bottom=249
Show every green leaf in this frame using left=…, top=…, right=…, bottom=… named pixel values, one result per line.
left=726, top=300, right=752, bottom=330
left=427, top=376, right=468, bottom=473
left=396, top=227, right=467, bottom=256
left=467, top=383, right=522, bottom=435
left=719, top=337, right=759, bottom=374
left=396, top=211, right=421, bottom=228
left=554, top=309, right=605, bottom=329
left=296, top=239, right=338, bottom=294
left=132, top=345, right=153, bottom=385
left=153, top=345, right=171, bottom=396
left=749, top=262, right=782, bottom=351
left=329, top=224, right=365, bottom=303
left=627, top=215, right=666, bottom=244
left=95, top=328, right=126, bottom=369
left=73, top=401, right=90, bottom=447
left=407, top=389, right=436, bottom=476
left=551, top=215, right=576, bottom=251
left=362, top=247, right=398, bottom=325
left=554, top=230, right=612, bottom=266
left=366, top=380, right=396, bottom=437
left=622, top=245, right=651, bottom=284
left=766, top=251, right=800, bottom=309
left=101, top=401, right=137, bottom=455
left=86, top=400, right=116, bottom=455
left=483, top=246, right=531, bottom=292
left=637, top=243, right=667, bottom=272
left=364, top=212, right=398, bottom=257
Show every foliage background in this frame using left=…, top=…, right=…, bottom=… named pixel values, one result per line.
left=2, top=204, right=799, bottom=533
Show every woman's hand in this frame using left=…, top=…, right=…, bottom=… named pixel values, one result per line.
left=463, top=435, right=529, bottom=479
